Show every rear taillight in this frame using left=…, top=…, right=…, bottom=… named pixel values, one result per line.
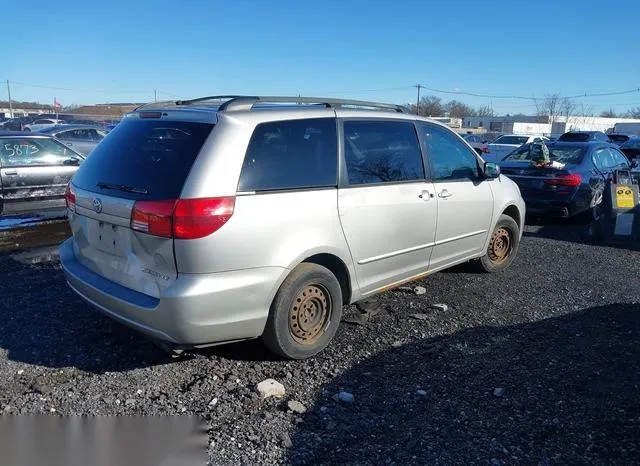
left=173, top=197, right=235, bottom=239
left=65, top=183, right=76, bottom=212
left=544, top=174, right=582, bottom=187
left=131, top=200, right=175, bottom=237
left=130, top=197, right=235, bottom=240
left=482, top=146, right=490, bottom=153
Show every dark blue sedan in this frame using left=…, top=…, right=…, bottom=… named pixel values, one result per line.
left=500, top=141, right=630, bottom=218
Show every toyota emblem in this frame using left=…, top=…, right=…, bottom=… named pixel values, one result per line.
left=92, top=198, right=103, bottom=213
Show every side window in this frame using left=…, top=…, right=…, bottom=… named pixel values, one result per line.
left=611, top=148, right=629, bottom=167
left=0, top=138, right=76, bottom=167
left=238, top=118, right=337, bottom=191
left=56, top=130, right=74, bottom=140
left=593, top=148, right=615, bottom=169
left=343, top=120, right=424, bottom=185
left=420, top=124, right=480, bottom=181
left=91, top=129, right=106, bottom=141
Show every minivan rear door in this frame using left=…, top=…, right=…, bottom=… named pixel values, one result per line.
left=68, top=116, right=215, bottom=298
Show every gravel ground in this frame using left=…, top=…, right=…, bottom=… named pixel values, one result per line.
left=0, top=218, right=638, bottom=465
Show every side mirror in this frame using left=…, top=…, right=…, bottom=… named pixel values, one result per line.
left=484, top=162, right=500, bottom=179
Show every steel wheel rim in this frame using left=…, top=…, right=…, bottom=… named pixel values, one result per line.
left=289, top=284, right=331, bottom=345
left=488, top=227, right=512, bottom=264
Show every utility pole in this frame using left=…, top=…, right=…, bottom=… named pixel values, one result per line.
left=415, top=84, right=422, bottom=115
left=6, top=80, right=13, bottom=118
left=154, top=89, right=157, bottom=103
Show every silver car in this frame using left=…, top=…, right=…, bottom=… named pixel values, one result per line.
left=37, top=124, right=108, bottom=156
left=60, top=96, right=525, bottom=359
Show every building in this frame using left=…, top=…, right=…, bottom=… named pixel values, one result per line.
left=462, top=115, right=640, bottom=137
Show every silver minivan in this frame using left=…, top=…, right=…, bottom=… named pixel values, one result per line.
left=60, top=96, right=525, bottom=359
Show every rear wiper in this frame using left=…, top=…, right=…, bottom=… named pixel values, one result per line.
left=97, top=181, right=149, bottom=195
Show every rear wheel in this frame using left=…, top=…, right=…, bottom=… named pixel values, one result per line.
left=262, top=263, right=342, bottom=359
left=474, top=214, right=520, bottom=273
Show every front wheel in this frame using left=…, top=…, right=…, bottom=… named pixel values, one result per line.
left=474, top=214, right=520, bottom=273
left=262, top=263, right=343, bottom=359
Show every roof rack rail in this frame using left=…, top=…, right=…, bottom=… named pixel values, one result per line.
left=134, top=95, right=408, bottom=113
left=222, top=96, right=407, bottom=113
left=161, top=95, right=406, bottom=113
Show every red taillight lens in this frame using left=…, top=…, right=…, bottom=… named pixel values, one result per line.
left=173, top=197, right=235, bottom=239
left=130, top=197, right=235, bottom=240
left=65, top=182, right=76, bottom=212
left=131, top=200, right=176, bottom=237
left=482, top=146, right=490, bottom=153
left=544, top=174, right=582, bottom=187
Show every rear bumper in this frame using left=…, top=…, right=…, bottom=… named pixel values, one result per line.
left=523, top=195, right=588, bottom=218
left=59, top=238, right=288, bottom=346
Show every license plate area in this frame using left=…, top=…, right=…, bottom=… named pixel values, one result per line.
left=88, top=220, right=125, bottom=256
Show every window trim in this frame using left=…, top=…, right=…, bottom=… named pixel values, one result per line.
left=237, top=117, right=340, bottom=193
left=417, top=122, right=484, bottom=184
left=337, top=117, right=429, bottom=188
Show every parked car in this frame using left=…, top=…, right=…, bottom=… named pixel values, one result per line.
left=37, top=124, right=108, bottom=156
left=500, top=141, right=630, bottom=218
left=0, top=132, right=84, bottom=215
left=485, top=134, right=550, bottom=163
left=607, top=133, right=638, bottom=147
left=619, top=138, right=640, bottom=166
left=23, top=118, right=66, bottom=132
left=557, top=131, right=609, bottom=142
left=459, top=133, right=489, bottom=155
left=0, top=116, right=38, bottom=131
left=60, top=95, right=525, bottom=359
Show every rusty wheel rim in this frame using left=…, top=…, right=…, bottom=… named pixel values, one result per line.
left=488, top=227, right=512, bottom=264
left=289, top=285, right=331, bottom=345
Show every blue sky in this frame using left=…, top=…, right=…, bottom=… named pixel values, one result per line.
left=2, top=0, right=639, bottom=115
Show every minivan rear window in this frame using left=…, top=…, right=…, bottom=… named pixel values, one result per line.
left=72, top=118, right=214, bottom=200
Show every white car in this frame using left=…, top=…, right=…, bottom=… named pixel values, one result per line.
left=485, top=134, right=549, bottom=163
left=23, top=118, right=66, bottom=132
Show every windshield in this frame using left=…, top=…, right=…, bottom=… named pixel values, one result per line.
left=503, top=143, right=586, bottom=165
left=493, top=135, right=529, bottom=145
left=72, top=118, right=214, bottom=200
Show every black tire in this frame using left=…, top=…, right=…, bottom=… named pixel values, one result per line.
left=262, top=263, right=343, bottom=359
left=474, top=214, right=520, bottom=273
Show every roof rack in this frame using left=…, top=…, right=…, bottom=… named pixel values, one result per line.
left=167, top=95, right=407, bottom=113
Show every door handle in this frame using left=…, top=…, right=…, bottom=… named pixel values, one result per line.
left=438, top=189, right=452, bottom=199
left=4, top=170, right=17, bottom=176
left=418, top=190, right=434, bottom=200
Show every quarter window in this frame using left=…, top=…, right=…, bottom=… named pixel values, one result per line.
left=343, top=120, right=424, bottom=185
left=420, top=124, right=480, bottom=181
left=238, top=118, right=338, bottom=192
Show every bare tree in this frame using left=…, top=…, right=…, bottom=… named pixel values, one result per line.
left=624, top=107, right=640, bottom=118
left=409, top=95, right=444, bottom=117
left=600, top=108, right=617, bottom=118
left=559, top=97, right=576, bottom=120
left=535, top=94, right=562, bottom=123
left=475, top=105, right=494, bottom=117
left=444, top=100, right=475, bottom=119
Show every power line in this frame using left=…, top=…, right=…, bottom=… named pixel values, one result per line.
left=415, top=84, right=640, bottom=101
